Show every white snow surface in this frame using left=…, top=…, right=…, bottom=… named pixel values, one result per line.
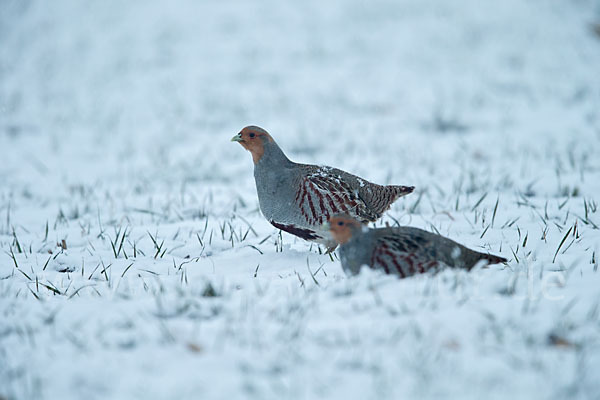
left=1, top=0, right=600, bottom=399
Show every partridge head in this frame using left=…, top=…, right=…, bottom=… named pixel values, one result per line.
left=231, top=126, right=275, bottom=164
left=326, top=214, right=365, bottom=245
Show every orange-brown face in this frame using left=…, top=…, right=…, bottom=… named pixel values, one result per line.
left=327, top=214, right=362, bottom=245
left=231, top=126, right=274, bottom=164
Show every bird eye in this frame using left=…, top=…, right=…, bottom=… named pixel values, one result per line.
left=249, top=133, right=256, bottom=138
left=337, top=221, right=344, bottom=226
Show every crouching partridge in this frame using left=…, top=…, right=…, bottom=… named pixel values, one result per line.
left=232, top=126, right=414, bottom=251
left=327, top=214, right=507, bottom=277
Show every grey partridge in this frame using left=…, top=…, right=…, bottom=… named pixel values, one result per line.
left=232, top=126, right=414, bottom=251
left=327, top=214, right=506, bottom=276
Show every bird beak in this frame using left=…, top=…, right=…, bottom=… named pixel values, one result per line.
left=231, top=133, right=243, bottom=142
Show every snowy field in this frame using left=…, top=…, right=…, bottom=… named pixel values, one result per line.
left=1, top=0, right=600, bottom=399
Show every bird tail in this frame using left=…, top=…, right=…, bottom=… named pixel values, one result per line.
left=479, top=253, right=507, bottom=265
left=366, top=185, right=415, bottom=220
left=454, top=248, right=507, bottom=271
left=463, top=251, right=507, bottom=270
left=389, top=185, right=415, bottom=199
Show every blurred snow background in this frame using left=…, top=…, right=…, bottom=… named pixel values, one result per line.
left=1, top=0, right=600, bottom=399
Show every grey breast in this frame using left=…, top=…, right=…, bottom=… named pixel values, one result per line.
left=254, top=160, right=300, bottom=224
left=339, top=233, right=373, bottom=275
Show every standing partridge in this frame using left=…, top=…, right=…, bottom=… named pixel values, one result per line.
left=232, top=126, right=414, bottom=251
left=327, top=214, right=507, bottom=276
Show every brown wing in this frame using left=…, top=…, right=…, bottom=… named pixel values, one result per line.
left=294, top=171, right=379, bottom=226
left=370, top=232, right=440, bottom=277
left=371, top=227, right=505, bottom=275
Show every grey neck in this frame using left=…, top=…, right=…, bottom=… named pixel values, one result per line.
left=256, top=140, right=293, bottom=169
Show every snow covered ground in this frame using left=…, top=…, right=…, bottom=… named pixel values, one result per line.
left=1, top=0, right=600, bottom=398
